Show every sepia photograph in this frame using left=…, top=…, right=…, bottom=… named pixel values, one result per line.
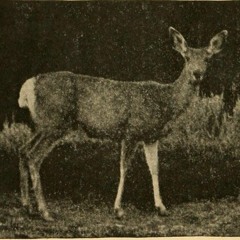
left=0, top=1, right=239, bottom=238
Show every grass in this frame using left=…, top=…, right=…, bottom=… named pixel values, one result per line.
left=0, top=193, right=239, bottom=238
left=0, top=121, right=32, bottom=155
left=0, top=95, right=240, bottom=237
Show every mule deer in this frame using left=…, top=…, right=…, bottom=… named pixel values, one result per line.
left=18, top=27, right=228, bottom=221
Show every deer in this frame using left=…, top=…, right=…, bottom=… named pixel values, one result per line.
left=18, top=27, right=228, bottom=221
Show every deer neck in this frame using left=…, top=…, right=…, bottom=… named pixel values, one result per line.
left=171, top=65, right=198, bottom=117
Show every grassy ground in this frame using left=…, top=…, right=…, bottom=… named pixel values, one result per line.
left=0, top=192, right=239, bottom=238
left=0, top=97, right=240, bottom=238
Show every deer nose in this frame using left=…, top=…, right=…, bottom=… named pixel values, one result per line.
left=193, top=71, right=203, bottom=81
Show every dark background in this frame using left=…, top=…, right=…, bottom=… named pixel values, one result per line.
left=0, top=1, right=240, bottom=128
left=0, top=1, right=240, bottom=211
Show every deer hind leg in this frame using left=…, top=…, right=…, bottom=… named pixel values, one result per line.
left=19, top=157, right=32, bottom=214
left=27, top=131, right=65, bottom=221
left=143, top=140, right=168, bottom=216
left=19, top=132, right=43, bottom=214
left=114, top=139, right=137, bottom=218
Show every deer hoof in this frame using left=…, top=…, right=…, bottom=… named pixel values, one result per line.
left=42, top=212, right=54, bottom=222
left=23, top=204, right=33, bottom=215
left=114, top=208, right=125, bottom=219
left=156, top=207, right=169, bottom=216
left=27, top=206, right=33, bottom=215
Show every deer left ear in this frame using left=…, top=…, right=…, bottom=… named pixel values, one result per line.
left=207, top=30, right=228, bottom=55
left=169, top=27, right=188, bottom=54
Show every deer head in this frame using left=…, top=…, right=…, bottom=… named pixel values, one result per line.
left=169, top=27, right=228, bottom=86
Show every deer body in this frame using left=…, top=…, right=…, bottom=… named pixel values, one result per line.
left=27, top=73, right=175, bottom=141
left=18, top=27, right=228, bottom=221
left=20, top=69, right=197, bottom=142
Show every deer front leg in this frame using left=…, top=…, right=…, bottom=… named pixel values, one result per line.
left=143, top=140, right=169, bottom=216
left=114, top=140, right=137, bottom=218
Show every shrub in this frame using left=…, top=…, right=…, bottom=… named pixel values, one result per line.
left=0, top=95, right=239, bottom=203
left=0, top=120, right=33, bottom=156
left=159, top=94, right=240, bottom=202
left=0, top=121, right=33, bottom=192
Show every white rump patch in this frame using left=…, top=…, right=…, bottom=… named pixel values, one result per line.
left=18, top=77, right=37, bottom=119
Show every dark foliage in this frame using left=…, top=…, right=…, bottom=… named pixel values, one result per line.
left=1, top=2, right=240, bottom=128
left=0, top=138, right=239, bottom=207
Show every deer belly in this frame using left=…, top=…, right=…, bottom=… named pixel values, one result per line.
left=126, top=121, right=161, bottom=142
left=79, top=117, right=127, bottom=139
left=126, top=109, right=168, bottom=142
left=78, top=104, right=129, bottom=139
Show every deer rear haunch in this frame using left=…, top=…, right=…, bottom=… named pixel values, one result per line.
left=18, top=27, right=228, bottom=221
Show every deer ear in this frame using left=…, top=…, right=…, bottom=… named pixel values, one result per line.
left=169, top=27, right=188, bottom=54
left=207, top=30, right=228, bottom=55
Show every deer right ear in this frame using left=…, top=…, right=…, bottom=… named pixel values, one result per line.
left=169, top=27, right=188, bottom=54
left=207, top=30, right=228, bottom=55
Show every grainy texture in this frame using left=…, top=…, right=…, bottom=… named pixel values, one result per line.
left=0, top=193, right=239, bottom=238
left=32, top=72, right=174, bottom=141
left=0, top=1, right=240, bottom=237
left=0, top=1, right=240, bottom=126
left=16, top=26, right=228, bottom=222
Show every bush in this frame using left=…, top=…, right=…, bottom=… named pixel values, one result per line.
left=0, top=121, right=32, bottom=156
left=0, top=95, right=239, bottom=204
left=159, top=95, right=240, bottom=203
left=0, top=121, right=33, bottom=192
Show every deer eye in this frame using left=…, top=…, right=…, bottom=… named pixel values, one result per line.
left=185, top=56, right=190, bottom=62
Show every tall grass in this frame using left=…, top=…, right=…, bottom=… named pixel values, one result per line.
left=0, top=95, right=239, bottom=201
left=0, top=121, right=32, bottom=192
left=158, top=94, right=240, bottom=201
left=0, top=121, right=32, bottom=156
